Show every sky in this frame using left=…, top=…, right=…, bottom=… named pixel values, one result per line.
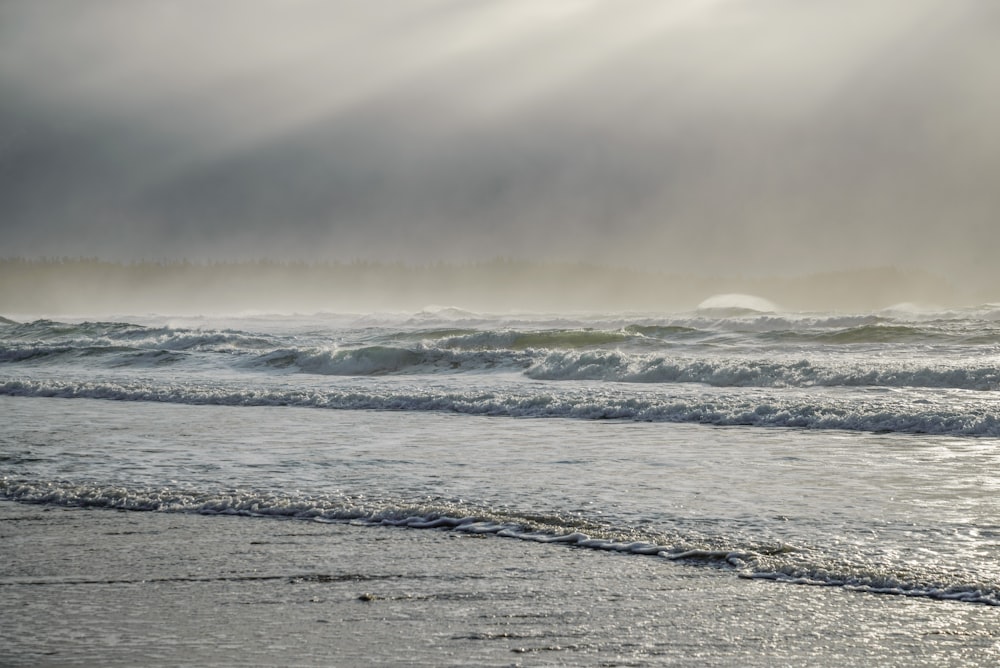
left=1, top=0, right=998, bottom=289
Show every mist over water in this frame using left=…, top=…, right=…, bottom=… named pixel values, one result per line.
left=0, top=258, right=975, bottom=315
left=1, top=1, right=998, bottom=303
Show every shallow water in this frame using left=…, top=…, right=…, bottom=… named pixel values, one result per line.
left=4, top=500, right=1000, bottom=667
left=3, top=394, right=999, bottom=606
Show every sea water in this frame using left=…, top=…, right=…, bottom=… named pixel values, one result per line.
left=2, top=304, right=1000, bottom=656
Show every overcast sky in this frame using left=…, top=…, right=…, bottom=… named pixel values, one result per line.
left=1, top=0, right=998, bottom=286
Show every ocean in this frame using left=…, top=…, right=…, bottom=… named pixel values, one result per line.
left=2, top=302, right=1000, bottom=664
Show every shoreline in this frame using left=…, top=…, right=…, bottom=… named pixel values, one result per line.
left=3, top=500, right=999, bottom=666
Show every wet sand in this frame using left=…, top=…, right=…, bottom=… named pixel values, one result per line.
left=2, top=500, right=997, bottom=666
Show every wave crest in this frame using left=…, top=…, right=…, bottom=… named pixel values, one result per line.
left=697, top=293, right=780, bottom=314
left=3, top=379, right=998, bottom=436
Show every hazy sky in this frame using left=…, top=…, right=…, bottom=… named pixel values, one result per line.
left=1, top=0, right=998, bottom=285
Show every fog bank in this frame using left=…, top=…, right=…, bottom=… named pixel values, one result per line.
left=2, top=2, right=998, bottom=295
left=0, top=259, right=972, bottom=317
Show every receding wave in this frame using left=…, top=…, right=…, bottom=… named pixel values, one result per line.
left=3, top=479, right=996, bottom=607
left=3, top=379, right=998, bottom=436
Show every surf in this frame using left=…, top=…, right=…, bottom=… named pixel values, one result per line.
left=5, top=477, right=997, bottom=607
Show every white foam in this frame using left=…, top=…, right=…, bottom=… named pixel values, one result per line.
left=526, top=351, right=1000, bottom=390
left=2, top=378, right=998, bottom=436
left=5, top=480, right=997, bottom=607
left=697, top=293, right=780, bottom=313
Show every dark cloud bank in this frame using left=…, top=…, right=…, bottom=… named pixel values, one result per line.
left=1, top=1, right=998, bottom=312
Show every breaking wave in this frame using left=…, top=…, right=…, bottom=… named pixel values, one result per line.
left=5, top=318, right=998, bottom=390
left=2, top=320, right=274, bottom=351
left=2, top=378, right=998, bottom=436
left=525, top=352, right=1000, bottom=390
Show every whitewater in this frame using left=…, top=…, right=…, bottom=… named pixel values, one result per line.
left=3, top=302, right=1000, bottom=663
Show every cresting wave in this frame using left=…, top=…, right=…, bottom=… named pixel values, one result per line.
left=10, top=314, right=1000, bottom=335
left=4, top=340, right=999, bottom=390
left=4, top=340, right=1000, bottom=392
left=3, top=378, right=998, bottom=436
left=247, top=345, right=1000, bottom=391
left=0, top=319, right=274, bottom=351
left=6, top=317, right=1000, bottom=350
left=256, top=346, right=533, bottom=376
left=3, top=478, right=997, bottom=607
left=524, top=351, right=1000, bottom=390
left=5, top=316, right=1000, bottom=389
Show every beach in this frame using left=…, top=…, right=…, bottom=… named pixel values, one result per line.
left=3, top=499, right=998, bottom=666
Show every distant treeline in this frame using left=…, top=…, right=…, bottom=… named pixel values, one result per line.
left=0, top=257, right=964, bottom=315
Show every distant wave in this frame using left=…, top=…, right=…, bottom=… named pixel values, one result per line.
left=5, top=337, right=1000, bottom=395
left=3, top=379, right=998, bottom=435
left=3, top=320, right=274, bottom=350
left=438, top=329, right=635, bottom=350
left=766, top=324, right=927, bottom=344
left=3, top=478, right=996, bottom=607
left=413, top=321, right=970, bottom=345
left=0, top=345, right=78, bottom=363
left=697, top=293, right=780, bottom=313
left=0, top=321, right=278, bottom=369
left=4, top=318, right=1000, bottom=393
left=3, top=336, right=999, bottom=389
left=525, top=351, right=1000, bottom=390
left=0, top=345, right=186, bottom=367
left=5, top=318, right=1000, bottom=358
left=250, top=345, right=1000, bottom=390
left=254, top=346, right=532, bottom=375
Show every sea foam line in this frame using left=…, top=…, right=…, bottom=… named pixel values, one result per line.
left=2, top=479, right=998, bottom=607
left=2, top=378, right=999, bottom=436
